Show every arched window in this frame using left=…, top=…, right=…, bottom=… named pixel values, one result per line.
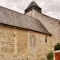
left=29, top=31, right=36, bottom=48
left=30, top=34, right=35, bottom=48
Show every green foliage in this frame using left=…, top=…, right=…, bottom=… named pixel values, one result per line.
left=54, top=43, right=60, bottom=51
left=47, top=52, right=53, bottom=60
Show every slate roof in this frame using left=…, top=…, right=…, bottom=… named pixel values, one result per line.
left=0, top=6, right=51, bottom=35
left=25, top=1, right=41, bottom=10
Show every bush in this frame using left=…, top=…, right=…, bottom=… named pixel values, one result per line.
left=47, top=52, right=53, bottom=60
left=54, top=43, right=60, bottom=51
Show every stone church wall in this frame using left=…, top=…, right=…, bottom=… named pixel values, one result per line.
left=0, top=24, right=28, bottom=60
left=0, top=24, right=52, bottom=60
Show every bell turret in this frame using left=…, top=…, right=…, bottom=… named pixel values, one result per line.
left=25, top=1, right=42, bottom=14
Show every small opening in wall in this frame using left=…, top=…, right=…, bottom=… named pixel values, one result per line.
left=45, top=35, right=47, bottom=43
left=13, top=34, right=15, bottom=37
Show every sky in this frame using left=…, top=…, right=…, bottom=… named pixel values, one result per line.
left=0, top=0, right=60, bottom=19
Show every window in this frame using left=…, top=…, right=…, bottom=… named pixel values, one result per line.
left=30, top=34, right=35, bottom=48
left=45, top=35, right=47, bottom=43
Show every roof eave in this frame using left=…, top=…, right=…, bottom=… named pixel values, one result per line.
left=0, top=23, right=52, bottom=36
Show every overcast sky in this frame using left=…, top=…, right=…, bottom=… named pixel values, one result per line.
left=0, top=0, right=60, bottom=19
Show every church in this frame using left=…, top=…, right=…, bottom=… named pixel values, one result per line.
left=0, top=1, right=60, bottom=60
